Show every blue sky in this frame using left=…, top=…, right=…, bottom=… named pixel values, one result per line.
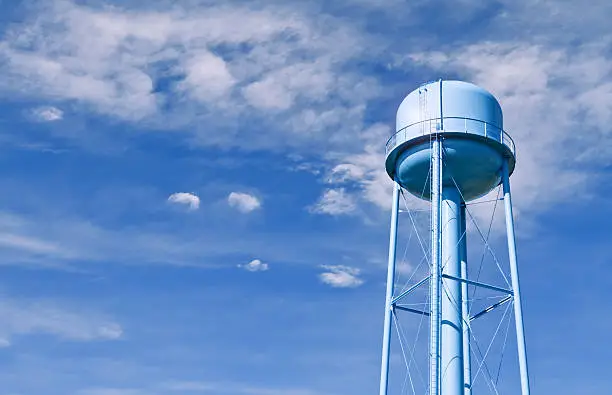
left=0, top=0, right=611, bottom=394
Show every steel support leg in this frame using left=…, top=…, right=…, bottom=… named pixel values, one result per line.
left=502, top=161, right=531, bottom=395
left=379, top=181, right=401, bottom=395
left=440, top=186, right=464, bottom=395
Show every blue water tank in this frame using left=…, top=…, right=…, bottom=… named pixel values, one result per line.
left=385, top=80, right=516, bottom=201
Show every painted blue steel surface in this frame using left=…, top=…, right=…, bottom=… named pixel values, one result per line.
left=379, top=181, right=400, bottom=395
left=440, top=187, right=464, bottom=395
left=502, top=161, right=531, bottom=395
left=396, top=80, right=502, bottom=136
left=395, top=138, right=505, bottom=201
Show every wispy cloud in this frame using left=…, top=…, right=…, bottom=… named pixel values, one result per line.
left=0, top=211, right=210, bottom=267
left=168, top=192, right=200, bottom=210
left=0, top=298, right=122, bottom=346
left=0, top=0, right=376, bottom=153
left=309, top=188, right=357, bottom=216
left=318, top=265, right=364, bottom=288
left=242, top=61, right=335, bottom=111
left=31, top=106, right=64, bottom=121
left=82, top=381, right=332, bottom=395
left=79, top=389, right=146, bottom=395
left=0, top=209, right=328, bottom=270
left=228, top=192, right=261, bottom=213
left=0, top=232, right=69, bottom=256
left=162, top=381, right=214, bottom=392
left=160, top=381, right=329, bottom=395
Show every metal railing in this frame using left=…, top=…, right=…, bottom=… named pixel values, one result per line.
left=385, top=117, right=516, bottom=157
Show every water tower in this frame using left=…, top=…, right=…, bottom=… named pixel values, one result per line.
left=378, top=80, right=531, bottom=395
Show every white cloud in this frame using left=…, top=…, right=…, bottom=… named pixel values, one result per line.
left=0, top=298, right=122, bottom=346
left=239, top=259, right=269, bottom=272
left=327, top=163, right=366, bottom=184
left=0, top=0, right=373, bottom=145
left=319, top=265, right=364, bottom=288
left=180, top=52, right=236, bottom=103
left=310, top=188, right=357, bottom=215
left=6, top=1, right=607, bottom=228
left=228, top=192, right=261, bottom=213
left=168, top=192, right=200, bottom=210
left=243, top=78, right=295, bottom=111
left=243, top=61, right=334, bottom=110
left=32, top=106, right=63, bottom=121
left=314, top=123, right=397, bottom=215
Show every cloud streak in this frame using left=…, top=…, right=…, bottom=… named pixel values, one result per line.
left=0, top=297, right=122, bottom=346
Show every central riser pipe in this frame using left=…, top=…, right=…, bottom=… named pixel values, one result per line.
left=460, top=204, right=472, bottom=395
left=441, top=187, right=464, bottom=395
